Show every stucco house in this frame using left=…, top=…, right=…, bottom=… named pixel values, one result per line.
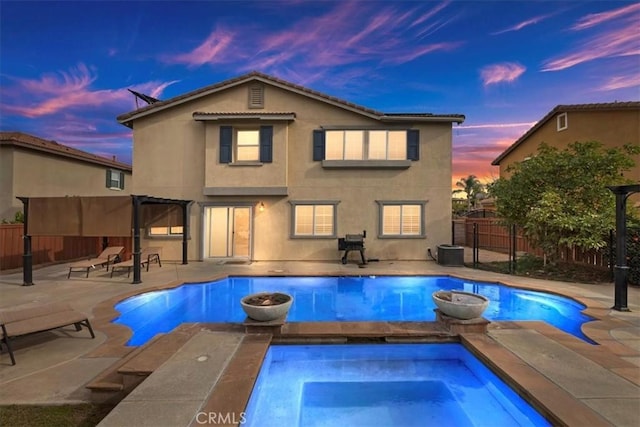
left=117, top=72, right=465, bottom=262
left=0, top=132, right=132, bottom=221
left=492, top=102, right=640, bottom=181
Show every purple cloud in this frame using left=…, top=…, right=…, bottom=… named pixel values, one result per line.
left=166, top=27, right=236, bottom=68
left=542, top=3, right=640, bottom=72
left=160, top=1, right=460, bottom=84
left=480, top=62, right=526, bottom=86
left=572, top=2, right=640, bottom=30
left=492, top=13, right=553, bottom=35
left=0, top=64, right=178, bottom=118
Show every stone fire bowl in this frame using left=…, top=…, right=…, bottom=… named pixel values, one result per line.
left=240, top=292, right=293, bottom=322
left=432, top=290, right=489, bottom=320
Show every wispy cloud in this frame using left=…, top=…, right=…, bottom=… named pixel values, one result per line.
left=161, top=1, right=460, bottom=84
left=166, top=27, right=236, bottom=68
left=492, top=13, right=553, bottom=35
left=597, top=73, right=640, bottom=91
left=0, top=63, right=178, bottom=118
left=480, top=62, right=526, bottom=86
left=542, top=3, right=640, bottom=72
left=457, top=122, right=536, bottom=130
left=572, top=2, right=640, bottom=30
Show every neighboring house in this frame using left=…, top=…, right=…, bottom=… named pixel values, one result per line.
left=0, top=132, right=132, bottom=221
left=492, top=102, right=640, bottom=182
left=117, top=72, right=465, bottom=262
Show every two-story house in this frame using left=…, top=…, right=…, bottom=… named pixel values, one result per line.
left=492, top=102, right=640, bottom=180
left=117, top=72, right=464, bottom=262
left=0, top=132, right=132, bottom=221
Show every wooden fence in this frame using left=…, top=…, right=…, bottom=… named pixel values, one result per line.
left=459, top=218, right=612, bottom=267
left=0, top=224, right=132, bottom=271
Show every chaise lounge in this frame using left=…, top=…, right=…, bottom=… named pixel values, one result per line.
left=110, top=247, right=162, bottom=278
left=0, top=302, right=95, bottom=365
left=67, top=246, right=124, bottom=278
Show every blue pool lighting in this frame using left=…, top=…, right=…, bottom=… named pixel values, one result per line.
left=113, top=275, right=595, bottom=346
left=243, top=343, right=551, bottom=427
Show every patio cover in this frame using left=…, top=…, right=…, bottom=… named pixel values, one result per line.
left=18, top=195, right=192, bottom=285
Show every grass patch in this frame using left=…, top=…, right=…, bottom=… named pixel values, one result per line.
left=471, top=254, right=613, bottom=284
left=0, top=403, right=115, bottom=427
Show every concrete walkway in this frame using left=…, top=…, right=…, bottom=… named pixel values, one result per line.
left=0, top=253, right=638, bottom=426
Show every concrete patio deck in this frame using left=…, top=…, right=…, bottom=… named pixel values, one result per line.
left=0, top=252, right=638, bottom=426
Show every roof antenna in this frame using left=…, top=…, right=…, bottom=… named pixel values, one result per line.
left=128, top=89, right=161, bottom=108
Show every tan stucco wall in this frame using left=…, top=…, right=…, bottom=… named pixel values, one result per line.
left=0, top=146, right=15, bottom=221
left=131, top=81, right=455, bottom=262
left=0, top=146, right=132, bottom=220
left=498, top=109, right=640, bottom=182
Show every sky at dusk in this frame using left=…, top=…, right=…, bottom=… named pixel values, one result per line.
left=1, top=1, right=639, bottom=187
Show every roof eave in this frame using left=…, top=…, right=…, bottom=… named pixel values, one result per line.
left=380, top=115, right=465, bottom=124
left=192, top=113, right=296, bottom=121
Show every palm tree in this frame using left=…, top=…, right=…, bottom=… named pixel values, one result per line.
left=453, top=175, right=485, bottom=212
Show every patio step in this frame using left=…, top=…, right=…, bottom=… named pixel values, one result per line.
left=86, top=323, right=203, bottom=400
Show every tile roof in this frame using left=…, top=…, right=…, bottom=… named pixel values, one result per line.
left=118, top=71, right=465, bottom=126
left=0, top=131, right=132, bottom=170
left=492, top=101, right=640, bottom=165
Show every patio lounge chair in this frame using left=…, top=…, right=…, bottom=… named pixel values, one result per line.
left=0, top=302, right=95, bottom=365
left=110, top=247, right=162, bottom=278
left=67, top=246, right=124, bottom=278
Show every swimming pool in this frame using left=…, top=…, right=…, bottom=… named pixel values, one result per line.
left=113, top=275, right=595, bottom=346
left=244, top=343, right=551, bottom=427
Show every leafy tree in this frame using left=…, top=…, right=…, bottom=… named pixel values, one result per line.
left=453, top=175, right=485, bottom=212
left=488, top=141, right=640, bottom=264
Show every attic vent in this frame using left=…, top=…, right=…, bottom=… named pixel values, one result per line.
left=248, top=85, right=264, bottom=109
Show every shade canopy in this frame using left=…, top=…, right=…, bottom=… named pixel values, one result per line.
left=18, top=195, right=192, bottom=285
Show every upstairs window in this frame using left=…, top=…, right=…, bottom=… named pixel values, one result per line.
left=220, top=125, right=273, bottom=163
left=557, top=113, right=568, bottom=131
left=106, top=169, right=124, bottom=190
left=237, top=130, right=260, bottom=161
left=314, top=129, right=419, bottom=161
left=325, top=130, right=407, bottom=160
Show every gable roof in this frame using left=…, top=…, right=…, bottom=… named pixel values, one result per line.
left=0, top=131, right=132, bottom=171
left=117, top=71, right=465, bottom=127
left=492, top=101, right=640, bottom=166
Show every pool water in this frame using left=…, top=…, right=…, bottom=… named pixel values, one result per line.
left=244, top=343, right=551, bottom=427
left=113, top=276, right=594, bottom=346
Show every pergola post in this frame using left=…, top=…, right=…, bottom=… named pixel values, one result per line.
left=17, top=197, right=33, bottom=286
left=607, top=184, right=640, bottom=312
left=132, top=196, right=142, bottom=284
left=182, top=202, right=189, bottom=265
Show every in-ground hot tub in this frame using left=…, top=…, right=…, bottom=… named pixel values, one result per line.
left=243, top=343, right=550, bottom=427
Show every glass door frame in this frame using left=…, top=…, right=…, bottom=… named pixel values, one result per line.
left=201, top=202, right=255, bottom=261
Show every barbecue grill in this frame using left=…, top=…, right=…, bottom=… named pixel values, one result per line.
left=338, top=230, right=367, bottom=265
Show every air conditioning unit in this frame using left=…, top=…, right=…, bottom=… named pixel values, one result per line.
left=437, top=244, right=464, bottom=266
